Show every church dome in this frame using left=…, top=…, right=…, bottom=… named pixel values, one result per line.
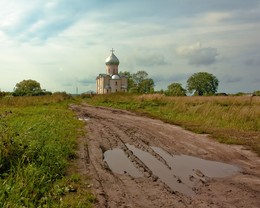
left=105, top=49, right=119, bottom=65
left=111, top=74, right=120, bottom=79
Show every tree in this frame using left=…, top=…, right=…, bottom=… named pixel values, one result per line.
left=0, top=91, right=9, bottom=97
left=13, top=79, right=47, bottom=96
left=139, top=78, right=154, bottom=94
left=253, top=90, right=260, bottom=96
left=165, top=83, right=186, bottom=96
left=120, top=70, right=155, bottom=93
left=186, top=72, right=219, bottom=96
left=119, top=71, right=134, bottom=91
left=132, top=71, right=154, bottom=93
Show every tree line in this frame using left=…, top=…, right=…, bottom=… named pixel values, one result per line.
left=121, top=71, right=219, bottom=96
left=1, top=72, right=259, bottom=97
left=0, top=71, right=222, bottom=97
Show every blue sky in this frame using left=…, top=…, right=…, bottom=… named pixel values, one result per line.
left=0, top=0, right=259, bottom=93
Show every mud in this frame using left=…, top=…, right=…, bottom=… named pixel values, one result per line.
left=104, top=144, right=239, bottom=196
left=104, top=148, right=143, bottom=177
left=71, top=104, right=260, bottom=208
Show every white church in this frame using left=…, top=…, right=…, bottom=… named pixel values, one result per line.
left=96, top=49, right=128, bottom=94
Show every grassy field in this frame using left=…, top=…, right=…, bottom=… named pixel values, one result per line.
left=0, top=94, right=94, bottom=207
left=86, top=93, right=260, bottom=156
left=1, top=93, right=259, bottom=206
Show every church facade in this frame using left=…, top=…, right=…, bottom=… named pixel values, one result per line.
left=96, top=49, right=128, bottom=94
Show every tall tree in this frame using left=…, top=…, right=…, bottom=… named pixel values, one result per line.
left=139, top=78, right=155, bottom=94
left=132, top=71, right=154, bottom=93
left=186, top=72, right=219, bottom=95
left=120, top=70, right=154, bottom=93
left=13, top=79, right=46, bottom=96
left=165, top=83, right=186, bottom=96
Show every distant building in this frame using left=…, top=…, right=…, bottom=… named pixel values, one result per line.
left=96, top=49, right=128, bottom=94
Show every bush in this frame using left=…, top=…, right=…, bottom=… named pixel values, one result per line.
left=253, top=90, right=260, bottom=96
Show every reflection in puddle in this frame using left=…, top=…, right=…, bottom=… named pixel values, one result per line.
left=78, top=117, right=90, bottom=121
left=151, top=147, right=239, bottom=178
left=104, top=148, right=143, bottom=177
left=104, top=145, right=240, bottom=196
left=126, top=144, right=195, bottom=195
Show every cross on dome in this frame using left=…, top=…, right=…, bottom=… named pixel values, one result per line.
left=105, top=48, right=119, bottom=65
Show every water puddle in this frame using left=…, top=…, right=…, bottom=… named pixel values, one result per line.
left=78, top=117, right=90, bottom=121
left=104, top=144, right=240, bottom=196
left=104, top=148, right=143, bottom=177
left=151, top=147, right=239, bottom=178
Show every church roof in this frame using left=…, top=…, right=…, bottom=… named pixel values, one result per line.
left=111, top=74, right=121, bottom=79
left=105, top=49, right=119, bottom=65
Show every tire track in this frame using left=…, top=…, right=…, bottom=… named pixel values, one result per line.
left=83, top=108, right=189, bottom=207
left=70, top=104, right=260, bottom=208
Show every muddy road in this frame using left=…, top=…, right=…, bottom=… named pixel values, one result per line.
left=71, top=104, right=260, bottom=208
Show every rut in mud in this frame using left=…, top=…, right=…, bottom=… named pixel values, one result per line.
left=71, top=104, right=260, bottom=208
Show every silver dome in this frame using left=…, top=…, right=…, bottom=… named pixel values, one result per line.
left=105, top=52, right=119, bottom=65
left=111, top=74, right=120, bottom=79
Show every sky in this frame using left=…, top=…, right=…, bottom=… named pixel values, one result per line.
left=0, top=0, right=259, bottom=94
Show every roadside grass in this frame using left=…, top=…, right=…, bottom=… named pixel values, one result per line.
left=0, top=94, right=94, bottom=207
left=86, top=93, right=260, bottom=156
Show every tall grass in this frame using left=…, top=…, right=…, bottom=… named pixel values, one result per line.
left=0, top=93, right=72, bottom=107
left=86, top=93, right=260, bottom=155
left=0, top=94, right=94, bottom=207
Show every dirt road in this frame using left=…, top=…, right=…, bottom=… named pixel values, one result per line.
left=71, top=104, right=260, bottom=208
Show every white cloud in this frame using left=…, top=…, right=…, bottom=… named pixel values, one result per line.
left=135, top=54, right=167, bottom=67
left=0, top=0, right=259, bottom=94
left=176, top=42, right=218, bottom=66
left=193, top=12, right=231, bottom=26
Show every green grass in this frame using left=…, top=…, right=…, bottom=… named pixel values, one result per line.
left=85, top=93, right=260, bottom=156
left=2, top=93, right=258, bottom=205
left=0, top=94, right=94, bottom=207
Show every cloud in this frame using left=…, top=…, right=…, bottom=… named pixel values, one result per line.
left=221, top=5, right=260, bottom=24
left=0, top=0, right=259, bottom=94
left=77, top=77, right=96, bottom=86
left=0, top=1, right=95, bottom=43
left=253, top=77, right=260, bottom=84
left=222, top=76, right=243, bottom=83
left=152, top=73, right=190, bottom=83
left=245, top=58, right=260, bottom=66
left=176, top=42, right=218, bottom=66
left=135, top=54, right=167, bottom=67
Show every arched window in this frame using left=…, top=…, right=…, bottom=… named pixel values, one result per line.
left=115, top=81, right=117, bottom=86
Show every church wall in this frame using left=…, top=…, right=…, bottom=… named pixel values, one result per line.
left=106, top=64, right=119, bottom=75
left=97, top=77, right=105, bottom=94
left=97, top=76, right=127, bottom=94
left=104, top=76, right=111, bottom=94
left=97, top=78, right=100, bottom=94
left=96, top=79, right=98, bottom=94
left=110, top=79, right=122, bottom=93
left=104, top=76, right=110, bottom=84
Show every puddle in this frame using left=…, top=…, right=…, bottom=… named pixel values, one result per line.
left=104, top=144, right=240, bottom=196
left=126, top=144, right=195, bottom=195
left=151, top=147, right=240, bottom=178
left=104, top=148, right=143, bottom=177
left=78, top=117, right=90, bottom=121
